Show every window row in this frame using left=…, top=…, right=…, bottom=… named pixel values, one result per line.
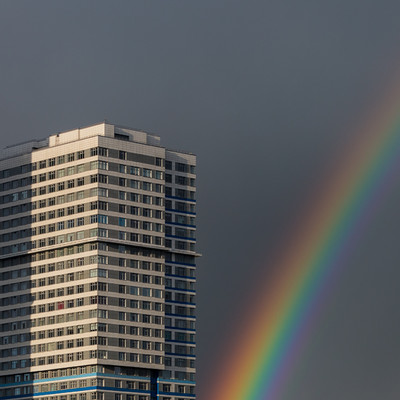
left=166, top=253, right=196, bottom=265
left=0, top=188, right=87, bottom=212
left=0, top=240, right=165, bottom=270
left=165, top=160, right=195, bottom=174
left=0, top=188, right=33, bottom=204
left=31, top=176, right=87, bottom=196
left=29, top=283, right=163, bottom=301
left=165, top=186, right=195, bottom=201
left=1, top=350, right=163, bottom=371
left=1, top=366, right=104, bottom=385
left=165, top=278, right=195, bottom=291
left=164, top=343, right=195, bottom=356
left=118, top=163, right=163, bottom=179
left=30, top=171, right=164, bottom=194
left=0, top=230, right=166, bottom=256
left=165, top=330, right=196, bottom=343
left=165, top=174, right=195, bottom=187
left=22, top=322, right=163, bottom=339
left=0, top=300, right=164, bottom=337
left=165, top=202, right=196, bottom=219
left=26, top=259, right=164, bottom=277
left=0, top=157, right=89, bottom=191
left=165, top=304, right=195, bottom=318
left=165, top=291, right=195, bottom=304
left=1, top=208, right=164, bottom=243
left=33, top=151, right=87, bottom=171
left=0, top=176, right=34, bottom=192
left=0, top=270, right=163, bottom=290
left=33, top=163, right=88, bottom=183
left=1, top=282, right=164, bottom=307
left=0, top=390, right=106, bottom=400
left=4, top=337, right=165, bottom=357
left=165, top=239, right=196, bottom=252
left=165, top=264, right=195, bottom=278
left=165, top=226, right=195, bottom=239
left=0, top=144, right=165, bottom=183
left=112, top=147, right=162, bottom=167
left=160, top=383, right=195, bottom=394
left=165, top=318, right=195, bottom=331
left=164, top=357, right=195, bottom=369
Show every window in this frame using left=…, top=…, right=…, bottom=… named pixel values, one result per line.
left=75, top=298, right=83, bottom=307
left=57, top=195, right=65, bottom=205
left=143, top=235, right=151, bottom=244
left=99, top=174, right=108, bottom=183
left=143, top=195, right=152, bottom=204
left=99, top=215, right=108, bottom=224
left=142, top=168, right=152, bottom=178
left=143, top=182, right=152, bottom=191
left=99, top=161, right=108, bottom=170
left=118, top=176, right=127, bottom=187
left=67, top=206, right=75, bottom=215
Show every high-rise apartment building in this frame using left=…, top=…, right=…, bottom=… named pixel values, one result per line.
left=0, top=123, right=197, bottom=400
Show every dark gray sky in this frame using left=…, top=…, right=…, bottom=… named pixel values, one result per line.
left=2, top=1, right=400, bottom=399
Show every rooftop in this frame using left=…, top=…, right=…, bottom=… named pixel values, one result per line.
left=0, top=122, right=162, bottom=160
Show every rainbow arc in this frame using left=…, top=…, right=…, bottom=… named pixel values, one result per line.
left=208, top=79, right=400, bottom=400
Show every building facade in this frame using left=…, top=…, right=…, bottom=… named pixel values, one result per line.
left=0, top=123, right=197, bottom=400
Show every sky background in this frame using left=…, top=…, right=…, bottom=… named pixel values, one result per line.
left=1, top=1, right=400, bottom=399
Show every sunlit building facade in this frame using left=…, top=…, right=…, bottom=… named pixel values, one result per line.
left=0, top=123, right=197, bottom=400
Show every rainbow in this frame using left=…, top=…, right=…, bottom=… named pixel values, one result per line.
left=207, top=79, right=400, bottom=400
